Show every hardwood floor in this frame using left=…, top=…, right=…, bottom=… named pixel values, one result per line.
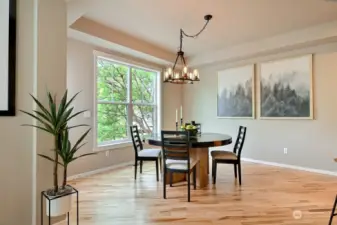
left=61, top=161, right=337, bottom=225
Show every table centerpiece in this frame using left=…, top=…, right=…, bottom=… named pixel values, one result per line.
left=180, top=123, right=198, bottom=136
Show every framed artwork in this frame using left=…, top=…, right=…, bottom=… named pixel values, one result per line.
left=0, top=0, right=16, bottom=116
left=217, top=64, right=255, bottom=118
left=259, top=54, right=313, bottom=119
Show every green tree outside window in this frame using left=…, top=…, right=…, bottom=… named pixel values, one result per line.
left=96, top=57, right=158, bottom=144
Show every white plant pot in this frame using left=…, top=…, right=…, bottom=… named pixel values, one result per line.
left=46, top=194, right=72, bottom=217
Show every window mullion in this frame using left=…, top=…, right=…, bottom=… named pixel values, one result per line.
left=127, top=66, right=133, bottom=138
left=153, top=75, right=157, bottom=135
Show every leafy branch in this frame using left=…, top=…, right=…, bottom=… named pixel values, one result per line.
left=21, top=90, right=92, bottom=194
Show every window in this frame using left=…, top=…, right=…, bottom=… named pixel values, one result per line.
left=95, top=55, right=161, bottom=148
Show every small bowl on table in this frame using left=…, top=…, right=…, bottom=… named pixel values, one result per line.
left=182, top=128, right=198, bottom=137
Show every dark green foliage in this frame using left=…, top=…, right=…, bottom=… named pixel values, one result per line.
left=97, top=104, right=128, bottom=142
left=96, top=58, right=157, bottom=143
left=217, top=78, right=253, bottom=117
left=58, top=128, right=96, bottom=188
left=20, top=90, right=90, bottom=194
left=260, top=75, right=310, bottom=117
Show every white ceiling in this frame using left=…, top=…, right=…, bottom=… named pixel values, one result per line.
left=83, top=0, right=337, bottom=58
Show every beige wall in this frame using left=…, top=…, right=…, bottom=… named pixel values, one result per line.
left=0, top=0, right=67, bottom=224
left=183, top=42, right=337, bottom=172
left=36, top=1, right=67, bottom=224
left=0, top=0, right=35, bottom=224
left=66, top=38, right=182, bottom=176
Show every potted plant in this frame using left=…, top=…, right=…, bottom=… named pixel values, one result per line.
left=44, top=127, right=95, bottom=216
left=21, top=90, right=94, bottom=217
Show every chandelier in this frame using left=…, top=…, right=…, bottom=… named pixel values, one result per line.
left=163, top=14, right=213, bottom=84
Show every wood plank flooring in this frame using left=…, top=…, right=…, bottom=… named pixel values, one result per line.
left=61, top=161, right=337, bottom=225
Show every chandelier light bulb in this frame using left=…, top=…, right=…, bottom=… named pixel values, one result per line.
left=168, top=67, right=172, bottom=74
left=193, top=69, right=198, bottom=79
left=183, top=66, right=188, bottom=74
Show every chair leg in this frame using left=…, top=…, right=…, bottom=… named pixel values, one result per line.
left=238, top=162, right=242, bottom=185
left=159, top=156, right=162, bottom=174
left=155, top=159, right=159, bottom=182
left=207, top=154, right=209, bottom=174
left=169, top=172, right=172, bottom=187
left=187, top=170, right=191, bottom=202
left=134, top=160, right=137, bottom=180
left=193, top=167, right=197, bottom=190
left=213, top=161, right=217, bottom=184
left=234, top=164, right=237, bottom=178
left=163, top=169, right=166, bottom=199
left=140, top=160, right=143, bottom=174
left=329, top=195, right=337, bottom=225
left=211, top=159, right=214, bottom=177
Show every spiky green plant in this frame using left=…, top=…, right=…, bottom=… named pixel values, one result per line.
left=20, top=90, right=87, bottom=194
left=58, top=128, right=96, bottom=188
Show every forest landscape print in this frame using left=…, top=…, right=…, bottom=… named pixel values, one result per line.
left=260, top=55, right=313, bottom=119
left=217, top=65, right=254, bottom=118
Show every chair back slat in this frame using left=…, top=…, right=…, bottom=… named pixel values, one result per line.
left=233, top=126, right=247, bottom=158
left=163, top=150, right=188, bottom=161
left=162, top=143, right=187, bottom=149
left=130, top=125, right=143, bottom=157
left=161, top=130, right=191, bottom=165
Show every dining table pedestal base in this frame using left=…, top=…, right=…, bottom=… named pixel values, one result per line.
left=190, top=147, right=209, bottom=188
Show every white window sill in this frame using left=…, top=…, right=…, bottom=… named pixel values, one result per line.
left=94, top=141, right=133, bottom=152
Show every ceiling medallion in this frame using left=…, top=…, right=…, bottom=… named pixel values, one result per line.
left=164, top=14, right=213, bottom=84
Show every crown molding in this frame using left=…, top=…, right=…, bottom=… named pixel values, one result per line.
left=70, top=17, right=177, bottom=66
left=188, top=20, right=337, bottom=67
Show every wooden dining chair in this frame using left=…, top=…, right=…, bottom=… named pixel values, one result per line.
left=211, top=126, right=247, bottom=185
left=130, top=125, right=162, bottom=181
left=161, top=130, right=199, bottom=202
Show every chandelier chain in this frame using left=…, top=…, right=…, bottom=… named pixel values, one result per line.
left=181, top=19, right=211, bottom=39
left=164, top=14, right=213, bottom=84
left=178, top=17, right=211, bottom=52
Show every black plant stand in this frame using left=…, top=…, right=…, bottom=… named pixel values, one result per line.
left=41, top=185, right=79, bottom=225
left=329, top=195, right=337, bottom=225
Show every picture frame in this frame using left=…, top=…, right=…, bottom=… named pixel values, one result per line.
left=258, top=54, right=313, bottom=119
left=217, top=64, right=255, bottom=119
left=0, top=0, right=16, bottom=116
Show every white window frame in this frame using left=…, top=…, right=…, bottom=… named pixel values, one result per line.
left=93, top=51, right=162, bottom=151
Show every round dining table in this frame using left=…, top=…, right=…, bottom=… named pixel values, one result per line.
left=148, top=132, right=232, bottom=188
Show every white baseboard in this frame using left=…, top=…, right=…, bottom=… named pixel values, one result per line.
left=67, top=159, right=337, bottom=181
left=242, top=158, right=337, bottom=177
left=67, top=161, right=134, bottom=181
